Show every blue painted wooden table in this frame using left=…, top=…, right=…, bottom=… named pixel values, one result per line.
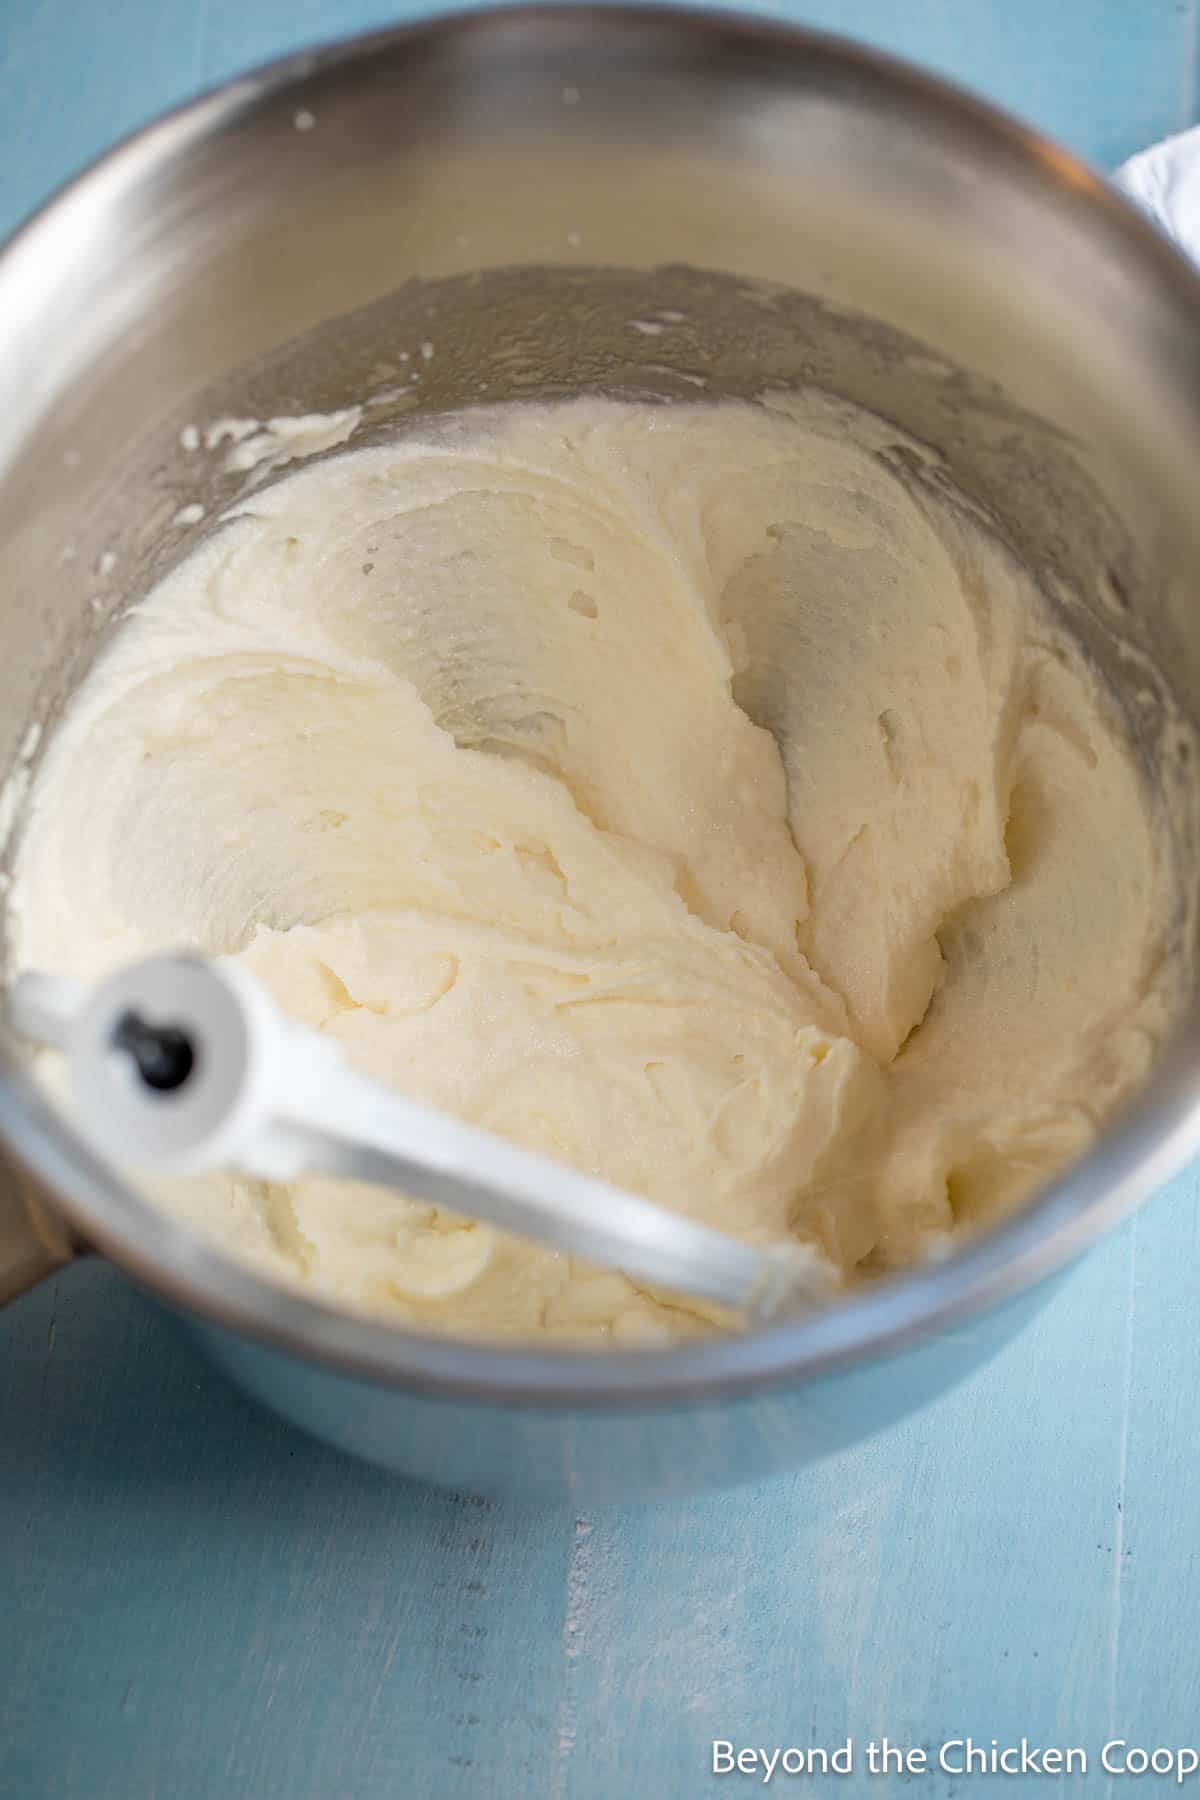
left=3, top=4, right=1200, bottom=1796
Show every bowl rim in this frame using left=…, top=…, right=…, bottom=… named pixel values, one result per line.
left=4, top=1, right=1200, bottom=1407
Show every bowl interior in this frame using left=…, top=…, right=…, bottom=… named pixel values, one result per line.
left=3, top=9, right=1200, bottom=1393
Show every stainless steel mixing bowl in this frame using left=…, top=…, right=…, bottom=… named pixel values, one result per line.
left=3, top=7, right=1200, bottom=1502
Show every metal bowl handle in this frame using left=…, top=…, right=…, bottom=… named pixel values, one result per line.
left=0, top=1148, right=74, bottom=1303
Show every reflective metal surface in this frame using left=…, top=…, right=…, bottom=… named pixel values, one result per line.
left=2, top=7, right=1200, bottom=1497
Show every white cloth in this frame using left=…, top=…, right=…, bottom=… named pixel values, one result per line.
left=1116, top=125, right=1200, bottom=251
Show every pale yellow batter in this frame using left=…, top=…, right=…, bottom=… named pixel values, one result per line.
left=10, top=395, right=1179, bottom=1342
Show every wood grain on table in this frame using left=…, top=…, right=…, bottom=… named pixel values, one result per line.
left=2, top=3, right=1199, bottom=1795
